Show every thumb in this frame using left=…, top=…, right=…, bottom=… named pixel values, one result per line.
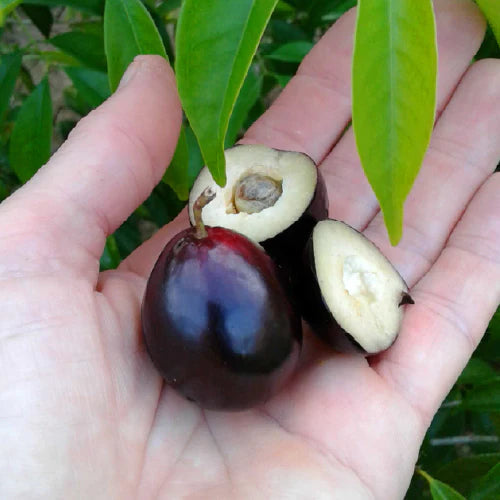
left=0, top=56, right=182, bottom=281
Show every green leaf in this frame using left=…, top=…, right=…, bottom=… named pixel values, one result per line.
left=49, top=32, right=107, bottom=71
left=21, top=4, right=53, bottom=38
left=470, top=463, right=500, bottom=500
left=32, top=50, right=80, bottom=66
left=272, top=72, right=293, bottom=87
left=176, top=0, right=279, bottom=186
left=437, top=454, right=500, bottom=497
left=463, top=380, right=500, bottom=412
left=352, top=0, right=437, bottom=245
left=0, top=52, right=22, bottom=121
left=22, top=0, right=104, bottom=15
left=225, top=65, right=263, bottom=147
left=475, top=0, right=500, bottom=47
left=9, top=78, right=52, bottom=183
left=162, top=126, right=190, bottom=201
left=104, top=0, right=167, bottom=93
left=418, top=469, right=466, bottom=500
left=320, top=0, right=357, bottom=22
left=265, top=40, right=314, bottom=62
left=0, top=0, right=23, bottom=25
left=100, top=235, right=121, bottom=270
left=186, top=124, right=204, bottom=186
left=64, top=67, right=110, bottom=109
left=458, top=358, right=498, bottom=385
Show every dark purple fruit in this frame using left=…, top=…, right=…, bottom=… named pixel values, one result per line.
left=141, top=190, right=302, bottom=410
left=300, top=219, right=414, bottom=354
left=188, top=144, right=328, bottom=304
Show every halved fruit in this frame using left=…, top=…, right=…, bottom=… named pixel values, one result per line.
left=188, top=144, right=328, bottom=302
left=301, top=219, right=414, bottom=354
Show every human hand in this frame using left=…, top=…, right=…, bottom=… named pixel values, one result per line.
left=1, top=0, right=498, bottom=498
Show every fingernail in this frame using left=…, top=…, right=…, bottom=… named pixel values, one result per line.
left=118, top=59, right=141, bottom=90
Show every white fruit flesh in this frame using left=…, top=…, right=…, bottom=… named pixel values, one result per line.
left=313, top=220, right=409, bottom=353
left=188, top=145, right=317, bottom=243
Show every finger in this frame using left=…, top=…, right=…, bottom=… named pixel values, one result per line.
left=371, top=173, right=500, bottom=424
left=363, top=59, right=500, bottom=285
left=0, top=56, right=182, bottom=281
left=240, top=8, right=356, bottom=163
left=322, top=0, right=486, bottom=229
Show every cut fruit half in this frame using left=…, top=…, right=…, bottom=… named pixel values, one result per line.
left=189, top=144, right=328, bottom=304
left=301, top=219, right=414, bottom=354
left=188, top=144, right=325, bottom=242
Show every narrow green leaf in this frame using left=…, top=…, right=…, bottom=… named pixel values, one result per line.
left=320, top=0, right=357, bottom=22
left=9, top=78, right=52, bottom=183
left=475, top=0, right=500, bottom=47
left=0, top=0, right=23, bottom=25
left=21, top=4, right=53, bottom=38
left=64, top=67, right=110, bottom=109
left=22, top=0, right=104, bottom=15
left=104, top=0, right=167, bottom=93
left=100, top=235, right=121, bottom=270
left=162, top=126, right=190, bottom=201
left=352, top=0, right=437, bottom=245
left=0, top=52, right=22, bottom=120
left=176, top=0, right=279, bottom=186
left=463, top=380, right=500, bottom=412
left=272, top=72, right=293, bottom=87
left=437, top=454, right=500, bottom=497
left=225, top=65, right=263, bottom=147
left=470, top=463, right=500, bottom=500
left=266, top=41, right=314, bottom=62
left=418, top=469, right=466, bottom=500
left=49, top=32, right=107, bottom=70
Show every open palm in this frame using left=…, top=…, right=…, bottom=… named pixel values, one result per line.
left=1, top=2, right=499, bottom=499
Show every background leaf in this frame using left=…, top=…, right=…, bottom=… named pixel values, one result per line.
left=436, top=454, right=500, bottom=497
left=9, top=78, right=52, bottom=182
left=470, top=462, right=500, bottom=500
left=352, top=0, right=437, bottom=244
left=162, top=126, right=190, bottom=200
left=475, top=0, right=500, bottom=47
left=64, top=67, right=110, bottom=109
left=463, top=380, right=500, bottom=412
left=0, top=51, right=22, bottom=121
left=0, top=0, right=23, bottom=25
left=176, top=0, right=279, bottom=186
left=419, top=469, right=466, bottom=500
left=23, top=0, right=104, bottom=15
left=225, top=64, right=263, bottom=147
left=265, top=40, right=313, bottom=62
left=104, top=0, right=167, bottom=93
left=457, top=358, right=498, bottom=385
left=50, top=31, right=107, bottom=70
left=20, top=4, right=53, bottom=38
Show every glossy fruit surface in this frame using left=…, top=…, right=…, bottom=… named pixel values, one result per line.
left=141, top=226, right=302, bottom=410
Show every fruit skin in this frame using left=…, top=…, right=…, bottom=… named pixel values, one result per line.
left=141, top=226, right=302, bottom=410
left=262, top=166, right=328, bottom=307
left=299, top=221, right=413, bottom=355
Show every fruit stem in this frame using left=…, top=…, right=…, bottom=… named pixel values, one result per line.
left=193, top=187, right=216, bottom=239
